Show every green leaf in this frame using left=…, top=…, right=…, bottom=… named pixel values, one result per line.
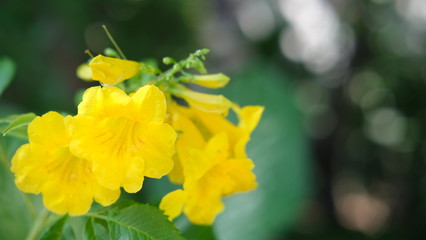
left=1, top=124, right=28, bottom=140
left=140, top=63, right=161, bottom=75
left=39, top=215, right=72, bottom=240
left=213, top=63, right=312, bottom=239
left=83, top=217, right=108, bottom=240
left=61, top=223, right=76, bottom=240
left=182, top=225, right=214, bottom=240
left=86, top=201, right=184, bottom=240
left=0, top=134, right=36, bottom=240
left=1, top=113, right=36, bottom=138
left=83, top=218, right=96, bottom=240
left=174, top=217, right=215, bottom=240
left=0, top=57, right=16, bottom=96
left=0, top=114, right=23, bottom=124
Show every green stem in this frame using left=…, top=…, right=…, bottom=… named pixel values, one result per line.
left=25, top=208, right=50, bottom=240
left=21, top=193, right=37, bottom=220
left=102, top=25, right=127, bottom=60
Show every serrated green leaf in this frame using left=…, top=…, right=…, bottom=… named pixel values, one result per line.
left=83, top=217, right=95, bottom=240
left=175, top=217, right=215, bottom=240
left=213, top=63, right=312, bottom=239
left=83, top=217, right=108, bottom=240
left=61, top=223, right=76, bottom=240
left=1, top=113, right=36, bottom=137
left=0, top=57, right=16, bottom=96
left=39, top=215, right=70, bottom=240
left=88, top=201, right=184, bottom=240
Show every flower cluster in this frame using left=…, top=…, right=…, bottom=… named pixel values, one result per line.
left=160, top=103, right=263, bottom=225
left=11, top=50, right=263, bottom=224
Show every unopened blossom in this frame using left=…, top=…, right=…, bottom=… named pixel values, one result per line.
left=171, top=86, right=232, bottom=115
left=89, top=55, right=141, bottom=85
left=181, top=73, right=230, bottom=89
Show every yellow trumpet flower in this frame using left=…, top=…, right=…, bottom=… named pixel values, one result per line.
left=69, top=85, right=176, bottom=193
left=160, top=104, right=263, bottom=225
left=11, top=112, right=120, bottom=216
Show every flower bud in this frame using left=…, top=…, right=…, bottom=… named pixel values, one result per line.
left=89, top=55, right=141, bottom=85
left=76, top=63, right=93, bottom=82
left=186, top=73, right=230, bottom=89
left=171, top=86, right=232, bottom=114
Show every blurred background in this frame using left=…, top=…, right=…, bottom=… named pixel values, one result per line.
left=1, top=0, right=426, bottom=239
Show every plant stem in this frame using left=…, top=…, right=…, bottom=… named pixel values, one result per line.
left=25, top=208, right=50, bottom=240
left=21, top=193, right=37, bottom=220
left=102, top=25, right=127, bottom=60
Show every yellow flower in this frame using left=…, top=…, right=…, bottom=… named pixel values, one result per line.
left=160, top=104, right=263, bottom=225
left=196, top=104, right=264, bottom=159
left=89, top=55, right=141, bottom=85
left=171, top=86, right=232, bottom=115
left=11, top=112, right=120, bottom=216
left=69, top=85, right=176, bottom=193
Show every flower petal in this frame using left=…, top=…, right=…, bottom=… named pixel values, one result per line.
left=172, top=86, right=232, bottom=114
left=122, top=157, right=145, bottom=193
left=187, top=73, right=230, bottom=89
left=93, top=185, right=121, bottom=207
left=179, top=132, right=229, bottom=188
left=167, top=109, right=205, bottom=184
left=77, top=86, right=130, bottom=118
left=141, top=123, right=176, bottom=178
left=159, top=189, right=187, bottom=221
left=211, top=158, right=257, bottom=196
left=70, top=85, right=174, bottom=192
left=11, top=144, right=46, bottom=194
left=40, top=150, right=94, bottom=216
left=28, top=111, right=69, bottom=148
left=235, top=105, right=264, bottom=133
left=70, top=115, right=146, bottom=191
left=168, top=155, right=185, bottom=184
left=171, top=109, right=205, bottom=149
left=12, top=112, right=120, bottom=216
left=130, top=85, right=167, bottom=124
left=183, top=184, right=224, bottom=225
left=194, top=109, right=239, bottom=144
left=89, top=55, right=140, bottom=85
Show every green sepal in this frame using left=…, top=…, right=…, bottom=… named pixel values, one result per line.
left=0, top=113, right=36, bottom=140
